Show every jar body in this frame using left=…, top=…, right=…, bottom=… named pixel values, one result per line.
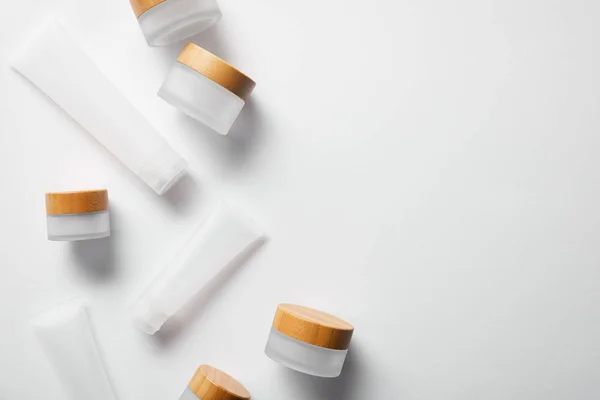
left=265, top=327, right=348, bottom=378
left=46, top=211, right=110, bottom=241
left=138, top=0, right=221, bottom=47
left=158, top=62, right=245, bottom=135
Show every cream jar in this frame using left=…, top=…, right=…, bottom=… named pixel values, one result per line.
left=45, top=190, right=110, bottom=241
left=130, top=0, right=221, bottom=46
left=180, top=365, right=250, bottom=400
left=265, top=304, right=354, bottom=378
left=158, top=43, right=256, bottom=135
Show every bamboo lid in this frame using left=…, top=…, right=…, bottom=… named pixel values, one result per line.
left=46, top=190, right=109, bottom=215
left=188, top=365, right=250, bottom=400
left=177, top=43, right=256, bottom=101
left=272, top=304, right=354, bottom=350
left=130, top=0, right=167, bottom=18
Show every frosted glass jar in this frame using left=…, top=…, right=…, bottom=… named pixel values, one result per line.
left=130, top=0, right=221, bottom=46
left=265, top=304, right=354, bottom=378
left=45, top=190, right=110, bottom=241
left=159, top=43, right=256, bottom=135
left=180, top=365, right=250, bottom=400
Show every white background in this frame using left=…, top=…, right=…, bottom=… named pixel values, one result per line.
left=1, top=0, right=599, bottom=398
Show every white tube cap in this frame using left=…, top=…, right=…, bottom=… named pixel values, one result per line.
left=137, top=144, right=188, bottom=195
left=130, top=297, right=168, bottom=335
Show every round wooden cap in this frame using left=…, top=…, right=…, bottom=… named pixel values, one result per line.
left=130, top=0, right=167, bottom=18
left=177, top=43, right=256, bottom=100
left=272, top=304, right=354, bottom=350
left=45, top=190, right=109, bottom=215
left=188, top=365, right=250, bottom=400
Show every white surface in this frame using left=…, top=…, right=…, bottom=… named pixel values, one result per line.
left=179, top=386, right=199, bottom=400
left=12, top=19, right=188, bottom=195
left=47, top=211, right=111, bottom=241
left=265, top=327, right=348, bottom=378
left=0, top=0, right=599, bottom=399
left=131, top=201, right=265, bottom=334
left=31, top=299, right=118, bottom=400
left=138, top=0, right=221, bottom=46
left=159, top=62, right=246, bottom=135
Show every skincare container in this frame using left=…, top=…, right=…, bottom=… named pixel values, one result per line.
left=180, top=365, right=250, bottom=400
left=131, top=202, right=265, bottom=334
left=159, top=43, right=256, bottom=135
left=130, top=0, right=221, bottom=47
left=13, top=19, right=187, bottom=195
left=46, top=190, right=110, bottom=241
left=32, top=300, right=118, bottom=400
left=265, top=304, right=354, bottom=378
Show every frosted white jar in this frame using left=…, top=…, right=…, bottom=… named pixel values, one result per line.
left=159, top=43, right=256, bottom=135
left=130, top=0, right=221, bottom=47
left=265, top=304, right=354, bottom=378
left=46, top=190, right=110, bottom=241
left=180, top=365, right=250, bottom=400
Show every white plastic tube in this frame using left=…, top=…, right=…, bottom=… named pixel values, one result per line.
left=31, top=300, right=118, bottom=400
left=131, top=202, right=265, bottom=334
left=12, top=18, right=187, bottom=195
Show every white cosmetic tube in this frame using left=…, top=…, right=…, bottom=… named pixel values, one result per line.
left=31, top=300, right=118, bottom=400
left=12, top=18, right=187, bottom=195
left=131, top=202, right=265, bottom=334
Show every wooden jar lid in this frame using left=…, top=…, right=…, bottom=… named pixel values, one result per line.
left=45, top=190, right=109, bottom=215
left=177, top=43, right=256, bottom=101
left=130, top=0, right=167, bottom=18
left=272, top=304, right=354, bottom=350
left=188, top=365, right=250, bottom=400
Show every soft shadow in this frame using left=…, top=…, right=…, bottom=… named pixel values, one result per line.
left=120, top=164, right=203, bottom=219
left=175, top=97, right=267, bottom=174
left=69, top=236, right=116, bottom=283
left=279, top=345, right=366, bottom=400
left=225, top=99, right=267, bottom=170
left=187, top=24, right=232, bottom=61
left=151, top=237, right=268, bottom=348
left=68, top=206, right=121, bottom=283
left=158, top=172, right=203, bottom=216
left=151, top=25, right=230, bottom=74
